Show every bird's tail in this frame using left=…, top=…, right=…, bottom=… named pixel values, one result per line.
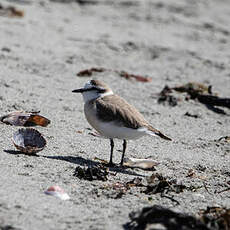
left=145, top=125, right=172, bottom=141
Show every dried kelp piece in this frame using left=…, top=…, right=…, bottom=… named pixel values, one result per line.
left=144, top=173, right=186, bottom=194
left=76, top=67, right=152, bottom=82
left=44, top=185, right=70, bottom=200
left=125, top=205, right=209, bottom=230
left=199, top=207, right=230, bottom=230
left=186, top=169, right=196, bottom=178
left=0, top=111, right=50, bottom=127
left=0, top=4, right=24, bottom=17
left=12, top=128, right=46, bottom=154
left=73, top=165, right=108, bottom=181
left=77, top=67, right=106, bottom=76
left=184, top=112, right=201, bottom=119
left=117, top=71, right=152, bottom=82
left=157, top=85, right=179, bottom=106
left=123, top=157, right=159, bottom=170
left=102, top=178, right=144, bottom=199
left=158, top=82, right=230, bottom=112
left=173, top=82, right=211, bottom=95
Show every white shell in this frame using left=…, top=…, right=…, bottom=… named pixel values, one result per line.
left=123, top=157, right=159, bottom=169
left=44, top=186, right=70, bottom=200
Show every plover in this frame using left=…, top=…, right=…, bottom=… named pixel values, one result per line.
left=72, top=80, right=171, bottom=166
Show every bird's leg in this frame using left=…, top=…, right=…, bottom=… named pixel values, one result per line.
left=108, top=139, right=115, bottom=166
left=120, top=139, right=127, bottom=166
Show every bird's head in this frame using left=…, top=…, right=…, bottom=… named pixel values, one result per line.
left=72, top=80, right=113, bottom=102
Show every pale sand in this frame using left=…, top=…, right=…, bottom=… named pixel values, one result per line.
left=0, top=0, right=229, bottom=229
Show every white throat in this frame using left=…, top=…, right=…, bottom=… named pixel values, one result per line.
left=82, top=90, right=113, bottom=103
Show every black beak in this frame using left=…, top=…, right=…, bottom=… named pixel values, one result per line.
left=72, top=88, right=85, bottom=93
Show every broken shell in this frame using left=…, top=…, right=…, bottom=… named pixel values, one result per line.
left=0, top=111, right=50, bottom=127
left=44, top=185, right=70, bottom=200
left=123, top=158, right=159, bottom=170
left=12, top=128, right=46, bottom=154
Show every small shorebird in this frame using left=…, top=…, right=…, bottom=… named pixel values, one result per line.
left=72, top=80, right=171, bottom=166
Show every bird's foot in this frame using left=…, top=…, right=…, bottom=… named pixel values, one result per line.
left=108, top=162, right=116, bottom=167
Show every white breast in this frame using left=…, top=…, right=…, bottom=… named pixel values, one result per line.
left=84, top=102, right=147, bottom=140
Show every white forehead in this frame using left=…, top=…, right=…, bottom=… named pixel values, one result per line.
left=84, top=81, right=93, bottom=89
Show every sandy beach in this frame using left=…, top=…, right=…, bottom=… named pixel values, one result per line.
left=0, top=0, right=229, bottom=229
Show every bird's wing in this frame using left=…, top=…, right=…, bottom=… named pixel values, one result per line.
left=95, top=94, right=148, bottom=129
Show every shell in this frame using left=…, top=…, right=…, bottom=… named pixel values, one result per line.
left=44, top=185, right=70, bottom=200
left=0, top=111, right=50, bottom=127
left=12, top=128, right=46, bottom=154
left=123, top=157, right=159, bottom=170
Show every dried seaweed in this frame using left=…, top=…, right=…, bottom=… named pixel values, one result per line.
left=144, top=173, right=186, bottom=195
left=157, top=85, right=178, bottom=106
left=101, top=178, right=144, bottom=199
left=199, top=207, right=230, bottom=230
left=77, top=67, right=106, bottom=77
left=117, top=71, right=152, bottom=82
left=76, top=67, right=152, bottom=82
left=184, top=112, right=201, bottom=118
left=158, top=82, right=230, bottom=112
left=73, top=165, right=108, bottom=181
left=0, top=4, right=24, bottom=17
left=125, top=205, right=209, bottom=230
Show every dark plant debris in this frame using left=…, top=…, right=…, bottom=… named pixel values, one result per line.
left=144, top=173, right=187, bottom=195
left=73, top=165, right=108, bottom=181
left=157, top=85, right=179, bottom=106
left=158, top=82, right=230, bottom=113
left=125, top=205, right=210, bottom=230
left=76, top=67, right=152, bottom=82
left=217, top=136, right=230, bottom=143
left=101, top=178, right=144, bottom=199
left=199, top=206, right=230, bottom=230
left=77, top=67, right=106, bottom=77
left=184, top=112, right=201, bottom=119
left=0, top=4, right=24, bottom=17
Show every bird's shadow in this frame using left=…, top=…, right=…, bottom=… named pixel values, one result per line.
left=3, top=149, right=150, bottom=177
left=42, top=155, right=146, bottom=177
left=4, top=149, right=39, bottom=157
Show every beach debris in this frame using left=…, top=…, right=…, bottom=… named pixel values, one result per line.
left=44, top=185, right=70, bottom=200
left=73, top=165, right=108, bottom=181
left=102, top=178, right=144, bottom=199
left=88, top=131, right=101, bottom=137
left=0, top=111, right=50, bottom=127
left=117, top=71, right=152, bottom=82
left=157, top=85, right=179, bottom=106
left=93, top=157, right=109, bottom=165
left=216, top=181, right=230, bottom=194
left=12, top=128, right=46, bottom=154
left=144, top=173, right=186, bottom=195
left=76, top=130, right=84, bottom=134
left=186, top=169, right=196, bottom=178
left=125, top=205, right=210, bottom=230
left=184, top=112, right=201, bottom=119
left=123, top=157, right=159, bottom=170
left=77, top=67, right=106, bottom=76
left=0, top=4, right=24, bottom=17
left=0, top=224, right=18, bottom=230
left=158, top=82, right=230, bottom=113
left=217, top=136, right=230, bottom=143
left=199, top=206, right=230, bottom=230
left=173, top=82, right=212, bottom=95
left=77, top=67, right=152, bottom=82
